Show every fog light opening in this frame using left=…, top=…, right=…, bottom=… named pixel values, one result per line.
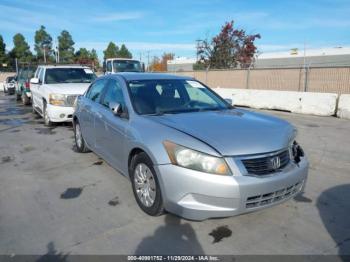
left=59, top=114, right=65, bottom=118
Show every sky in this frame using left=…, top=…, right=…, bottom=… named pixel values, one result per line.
left=0, top=0, right=350, bottom=62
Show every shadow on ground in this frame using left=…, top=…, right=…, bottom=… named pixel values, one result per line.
left=36, top=242, right=68, bottom=262
left=135, top=214, right=204, bottom=255
left=317, top=184, right=350, bottom=256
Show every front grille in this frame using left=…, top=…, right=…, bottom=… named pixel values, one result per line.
left=245, top=181, right=303, bottom=209
left=66, top=95, right=78, bottom=106
left=241, top=150, right=290, bottom=176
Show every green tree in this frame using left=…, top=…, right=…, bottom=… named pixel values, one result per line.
left=0, top=35, right=6, bottom=63
left=75, top=48, right=90, bottom=61
left=74, top=48, right=100, bottom=70
left=34, top=25, right=53, bottom=63
left=103, top=42, right=119, bottom=59
left=117, top=44, right=132, bottom=58
left=10, top=33, right=33, bottom=62
left=89, top=49, right=100, bottom=68
left=58, top=30, right=75, bottom=63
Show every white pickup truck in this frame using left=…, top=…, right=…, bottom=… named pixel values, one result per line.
left=104, top=58, right=144, bottom=74
left=30, top=65, right=96, bottom=126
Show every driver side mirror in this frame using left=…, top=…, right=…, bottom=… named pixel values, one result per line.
left=109, top=102, right=122, bottom=116
left=30, top=78, right=39, bottom=84
left=225, top=98, right=233, bottom=105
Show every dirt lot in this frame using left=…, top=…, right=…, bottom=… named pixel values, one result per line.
left=0, top=92, right=349, bottom=256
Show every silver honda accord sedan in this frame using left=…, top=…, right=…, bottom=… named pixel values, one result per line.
left=73, top=73, right=308, bottom=220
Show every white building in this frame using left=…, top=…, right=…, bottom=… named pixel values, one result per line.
left=255, top=46, right=350, bottom=68
left=167, top=47, right=350, bottom=71
left=167, top=57, right=197, bottom=72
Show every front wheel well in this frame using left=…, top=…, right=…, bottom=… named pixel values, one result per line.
left=128, top=148, right=145, bottom=171
left=73, top=115, right=78, bottom=123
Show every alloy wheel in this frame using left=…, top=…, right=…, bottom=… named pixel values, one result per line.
left=134, top=163, right=156, bottom=207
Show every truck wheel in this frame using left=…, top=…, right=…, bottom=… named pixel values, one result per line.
left=22, top=93, right=30, bottom=105
left=43, top=103, right=53, bottom=127
left=32, top=101, right=38, bottom=114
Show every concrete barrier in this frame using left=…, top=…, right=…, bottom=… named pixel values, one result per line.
left=213, top=88, right=338, bottom=117
left=337, top=95, right=350, bottom=119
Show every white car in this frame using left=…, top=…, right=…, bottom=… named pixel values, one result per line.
left=3, top=76, right=16, bottom=95
left=30, top=65, right=96, bottom=126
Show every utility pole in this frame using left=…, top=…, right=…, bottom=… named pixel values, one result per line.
left=195, top=39, right=202, bottom=62
left=146, top=50, right=150, bottom=72
left=43, top=47, right=46, bottom=63
left=303, top=40, right=306, bottom=69
left=15, top=58, right=18, bottom=74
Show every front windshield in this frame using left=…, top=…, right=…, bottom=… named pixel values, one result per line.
left=45, top=68, right=96, bottom=84
left=128, top=79, right=230, bottom=115
left=113, top=60, right=142, bottom=72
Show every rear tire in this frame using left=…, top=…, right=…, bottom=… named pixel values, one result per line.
left=74, top=120, right=90, bottom=153
left=130, top=152, right=164, bottom=216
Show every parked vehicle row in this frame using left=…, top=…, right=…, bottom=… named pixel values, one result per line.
left=16, top=65, right=36, bottom=105
left=10, top=63, right=308, bottom=220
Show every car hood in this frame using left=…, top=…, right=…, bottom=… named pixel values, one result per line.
left=147, top=109, right=295, bottom=156
left=44, top=83, right=90, bottom=95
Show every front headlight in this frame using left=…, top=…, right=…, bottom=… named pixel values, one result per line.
left=163, top=141, right=231, bottom=175
left=49, top=94, right=66, bottom=106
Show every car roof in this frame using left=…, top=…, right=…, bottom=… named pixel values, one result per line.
left=37, top=64, right=90, bottom=69
left=104, top=72, right=194, bottom=81
left=105, top=58, right=139, bottom=61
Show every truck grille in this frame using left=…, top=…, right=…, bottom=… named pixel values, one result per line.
left=241, top=150, right=290, bottom=176
left=66, top=95, right=78, bottom=106
left=245, top=181, right=303, bottom=209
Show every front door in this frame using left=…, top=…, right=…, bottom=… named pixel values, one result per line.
left=79, top=79, right=108, bottom=149
left=95, top=79, right=129, bottom=171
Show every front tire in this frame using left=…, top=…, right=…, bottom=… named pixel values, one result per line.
left=74, top=121, right=90, bottom=153
left=43, top=102, right=53, bottom=127
left=130, top=152, right=164, bottom=216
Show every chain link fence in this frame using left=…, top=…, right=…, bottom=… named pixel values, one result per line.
left=172, top=66, right=350, bottom=94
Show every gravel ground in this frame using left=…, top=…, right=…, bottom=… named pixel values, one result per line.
left=0, top=92, right=349, bottom=256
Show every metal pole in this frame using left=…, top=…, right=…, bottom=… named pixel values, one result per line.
left=205, top=66, right=209, bottom=84
left=15, top=58, right=18, bottom=74
left=43, top=47, right=46, bottom=63
left=147, top=51, right=150, bottom=72
left=304, top=64, right=309, bottom=92
left=246, top=66, right=251, bottom=89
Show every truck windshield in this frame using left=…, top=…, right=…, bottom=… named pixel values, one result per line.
left=113, top=60, right=142, bottom=72
left=45, top=68, right=96, bottom=84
